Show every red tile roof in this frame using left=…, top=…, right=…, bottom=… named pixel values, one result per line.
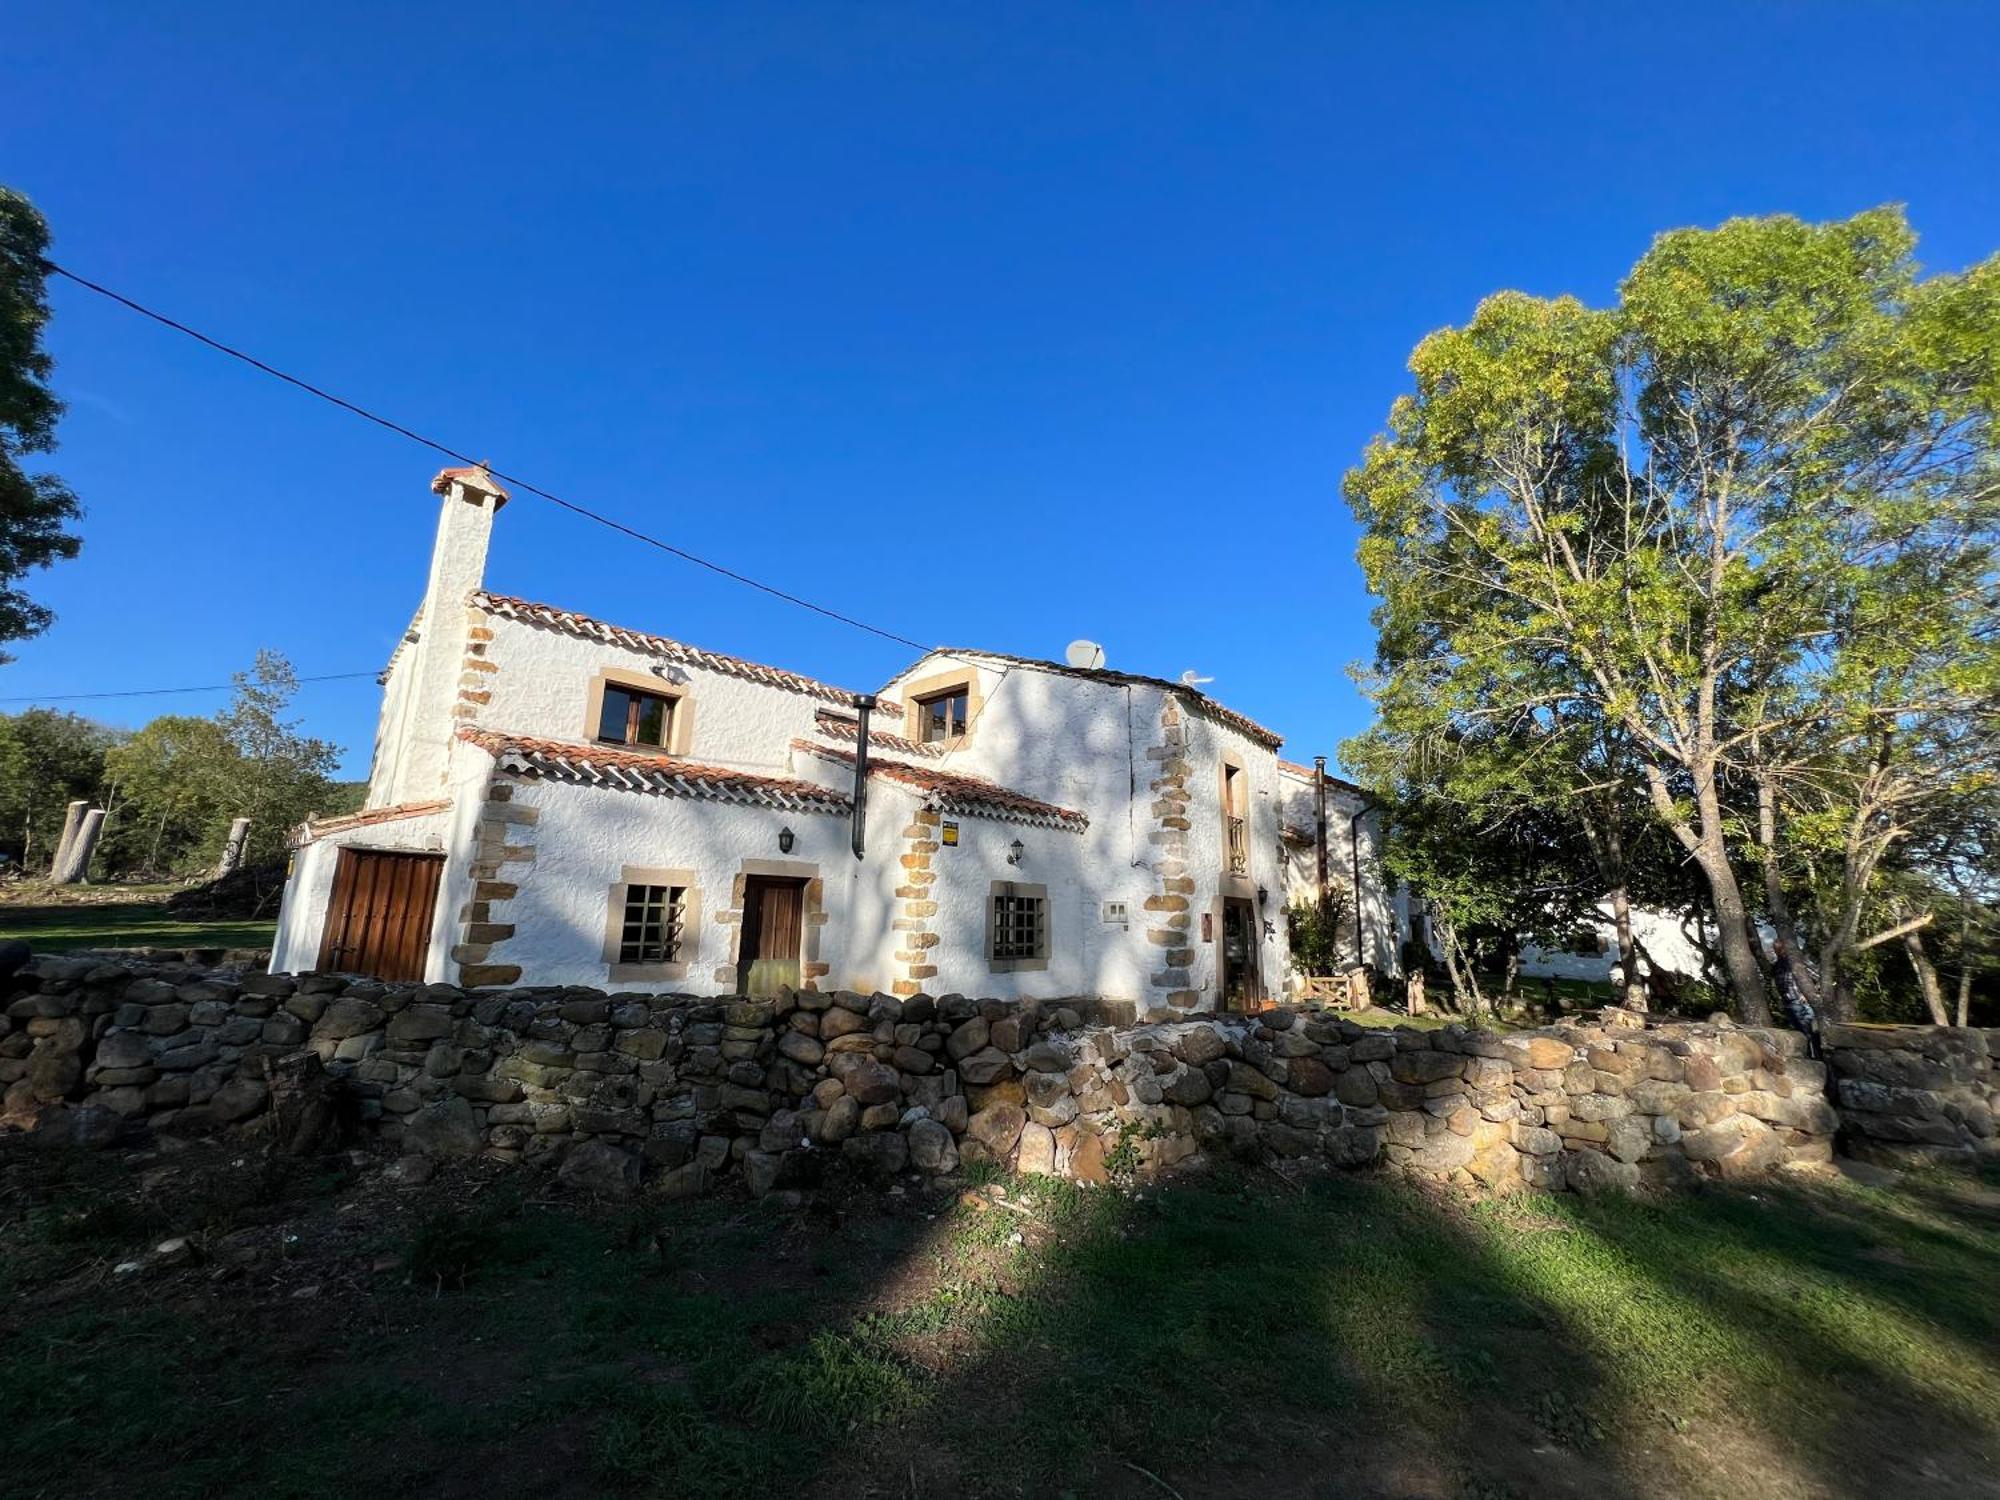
left=293, top=798, right=451, bottom=848
left=461, top=727, right=851, bottom=814
left=812, top=706, right=941, bottom=758
left=473, top=592, right=898, bottom=712
left=793, top=741, right=1087, bottom=831
left=892, top=648, right=1285, bottom=748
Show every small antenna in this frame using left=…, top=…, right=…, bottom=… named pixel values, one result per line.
left=1180, top=669, right=1214, bottom=687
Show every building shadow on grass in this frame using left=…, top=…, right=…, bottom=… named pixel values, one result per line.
left=6, top=1139, right=1998, bottom=1500
left=806, top=1171, right=1646, bottom=1500
left=771, top=1163, right=2000, bottom=1500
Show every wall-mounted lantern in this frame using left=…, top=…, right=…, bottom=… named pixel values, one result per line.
left=778, top=826, right=795, bottom=854
left=1257, top=884, right=1269, bottom=907
left=1007, top=838, right=1025, bottom=865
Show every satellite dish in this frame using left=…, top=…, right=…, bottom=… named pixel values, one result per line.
left=1180, top=669, right=1214, bottom=687
left=1065, top=639, right=1106, bottom=670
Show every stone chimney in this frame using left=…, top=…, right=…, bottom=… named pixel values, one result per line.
left=422, top=464, right=508, bottom=609
left=376, top=466, right=509, bottom=803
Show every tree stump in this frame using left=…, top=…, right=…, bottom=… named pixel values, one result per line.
left=50, top=808, right=104, bottom=885
left=263, top=1051, right=343, bottom=1155
left=215, top=817, right=252, bottom=879
left=49, top=800, right=88, bottom=876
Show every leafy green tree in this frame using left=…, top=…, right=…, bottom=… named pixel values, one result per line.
left=1285, top=885, right=1353, bottom=974
left=0, top=654, right=347, bottom=880
left=0, top=187, right=83, bottom=659
left=101, top=714, right=235, bottom=873
left=214, top=649, right=340, bottom=867
left=1345, top=208, right=2000, bottom=1021
left=0, top=708, right=119, bottom=868
left=1362, top=780, right=1601, bottom=1015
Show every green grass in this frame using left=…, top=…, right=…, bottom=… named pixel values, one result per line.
left=0, top=885, right=274, bottom=951
left=2, top=1142, right=1996, bottom=1499
left=1339, top=973, right=1619, bottom=1033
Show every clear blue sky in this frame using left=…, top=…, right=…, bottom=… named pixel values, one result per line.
left=4, top=3, right=1996, bottom=777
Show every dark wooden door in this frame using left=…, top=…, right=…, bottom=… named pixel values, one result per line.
left=740, top=876, right=805, bottom=996
left=1221, top=898, right=1262, bottom=1012
left=316, top=848, right=444, bottom=982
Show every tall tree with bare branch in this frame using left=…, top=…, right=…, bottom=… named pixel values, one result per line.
left=1345, top=207, right=2000, bottom=1021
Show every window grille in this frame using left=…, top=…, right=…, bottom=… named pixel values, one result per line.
left=619, top=883, right=686, bottom=963
left=991, top=891, right=1045, bottom=961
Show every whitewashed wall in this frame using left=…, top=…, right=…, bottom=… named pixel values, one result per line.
left=1518, top=904, right=1713, bottom=985
left=268, top=804, right=457, bottom=976
left=1174, top=694, right=1290, bottom=1002
left=472, top=609, right=838, bottom=774
left=913, top=812, right=1107, bottom=1000
left=370, top=483, right=500, bottom=807
left=480, top=767, right=860, bottom=993
left=880, top=660, right=1164, bottom=1000
left=365, top=640, right=417, bottom=807
left=877, top=658, right=1292, bottom=1008
left=1275, top=767, right=1400, bottom=975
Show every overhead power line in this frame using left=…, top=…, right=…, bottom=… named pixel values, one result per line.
left=38, top=258, right=932, bottom=654
left=0, top=670, right=380, bottom=705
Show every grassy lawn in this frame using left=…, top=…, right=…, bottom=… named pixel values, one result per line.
left=2, top=1141, right=1996, bottom=1500
left=0, top=883, right=275, bottom=952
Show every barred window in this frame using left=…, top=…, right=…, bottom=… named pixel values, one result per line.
left=619, top=883, right=686, bottom=964
left=991, top=890, right=1046, bottom=962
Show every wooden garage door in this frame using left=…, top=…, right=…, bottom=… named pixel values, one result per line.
left=316, top=848, right=444, bottom=982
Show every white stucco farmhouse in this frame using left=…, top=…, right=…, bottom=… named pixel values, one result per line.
left=270, top=466, right=1388, bottom=1011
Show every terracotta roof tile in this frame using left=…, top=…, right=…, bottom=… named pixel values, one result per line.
left=293, top=798, right=451, bottom=847
left=794, top=740, right=1087, bottom=831
left=812, top=706, right=940, bottom=758
left=461, top=727, right=851, bottom=814
left=894, top=648, right=1284, bottom=749
left=473, top=592, right=898, bottom=712
left=431, top=465, right=510, bottom=503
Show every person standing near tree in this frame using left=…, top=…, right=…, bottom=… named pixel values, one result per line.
left=1771, top=939, right=1821, bottom=1061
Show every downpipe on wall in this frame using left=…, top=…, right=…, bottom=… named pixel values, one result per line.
left=851, top=694, right=874, bottom=859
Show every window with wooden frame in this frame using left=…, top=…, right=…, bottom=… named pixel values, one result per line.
left=916, top=687, right=970, bottom=743
left=987, top=880, right=1049, bottom=971
left=899, top=668, right=981, bottom=747
left=596, top=683, right=675, bottom=750
left=618, top=882, right=687, bottom=964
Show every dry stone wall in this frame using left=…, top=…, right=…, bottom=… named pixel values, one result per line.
left=3, top=953, right=1858, bottom=1196
left=1825, top=1022, right=1997, bottom=1163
